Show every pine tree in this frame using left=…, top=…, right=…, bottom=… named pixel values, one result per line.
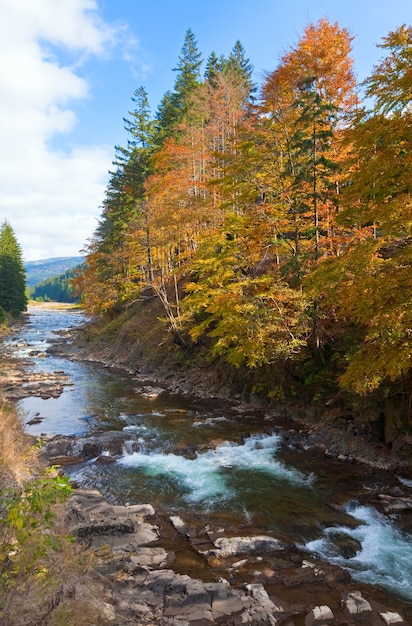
left=0, top=220, right=27, bottom=316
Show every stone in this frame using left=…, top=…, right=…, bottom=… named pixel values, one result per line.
left=305, top=605, right=334, bottom=625
left=96, top=454, right=117, bottom=464
left=244, top=584, right=279, bottom=624
left=130, top=547, right=171, bottom=569
left=342, top=590, right=372, bottom=621
left=48, top=454, right=85, bottom=466
left=170, top=515, right=189, bottom=535
left=378, top=494, right=412, bottom=514
left=212, top=535, right=286, bottom=558
left=379, top=612, right=406, bottom=625
left=240, top=608, right=279, bottom=625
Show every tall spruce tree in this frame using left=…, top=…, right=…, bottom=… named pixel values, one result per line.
left=155, top=29, right=203, bottom=144
left=0, top=220, right=27, bottom=316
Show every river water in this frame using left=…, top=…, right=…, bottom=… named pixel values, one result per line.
left=9, top=306, right=412, bottom=613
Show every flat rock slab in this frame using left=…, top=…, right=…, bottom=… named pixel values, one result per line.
left=380, top=611, right=407, bottom=625
left=66, top=488, right=159, bottom=552
left=210, top=535, right=287, bottom=558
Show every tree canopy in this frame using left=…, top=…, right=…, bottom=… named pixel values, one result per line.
left=75, top=21, right=412, bottom=414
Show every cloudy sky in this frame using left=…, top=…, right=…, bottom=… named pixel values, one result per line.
left=1, top=0, right=411, bottom=261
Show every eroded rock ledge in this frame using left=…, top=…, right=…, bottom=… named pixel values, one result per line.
left=62, top=487, right=407, bottom=626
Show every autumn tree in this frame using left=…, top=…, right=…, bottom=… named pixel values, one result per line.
left=308, top=25, right=412, bottom=394
left=258, top=20, right=357, bottom=272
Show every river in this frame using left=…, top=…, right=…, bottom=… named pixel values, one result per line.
left=8, top=305, right=412, bottom=617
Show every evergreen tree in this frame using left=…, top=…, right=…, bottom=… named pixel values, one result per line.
left=204, top=51, right=222, bottom=86
left=155, top=29, right=203, bottom=144
left=173, top=28, right=203, bottom=104
left=0, top=220, right=27, bottom=316
left=224, top=40, right=255, bottom=95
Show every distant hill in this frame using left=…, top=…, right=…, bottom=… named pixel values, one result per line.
left=29, top=266, right=80, bottom=303
left=25, top=256, right=84, bottom=287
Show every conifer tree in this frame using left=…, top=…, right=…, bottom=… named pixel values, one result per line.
left=224, top=40, right=255, bottom=95
left=0, top=220, right=27, bottom=316
left=155, top=29, right=203, bottom=144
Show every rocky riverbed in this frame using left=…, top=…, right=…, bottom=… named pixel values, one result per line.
left=2, top=315, right=412, bottom=625
left=59, top=483, right=409, bottom=625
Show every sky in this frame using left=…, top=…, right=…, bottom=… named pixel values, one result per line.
left=1, top=0, right=411, bottom=262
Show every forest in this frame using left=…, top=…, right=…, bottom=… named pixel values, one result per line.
left=75, top=19, right=412, bottom=432
left=30, top=267, right=80, bottom=303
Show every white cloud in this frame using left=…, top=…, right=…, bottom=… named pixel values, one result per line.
left=0, top=0, right=125, bottom=261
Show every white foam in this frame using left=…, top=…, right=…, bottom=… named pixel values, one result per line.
left=119, top=433, right=309, bottom=504
left=305, top=503, right=412, bottom=600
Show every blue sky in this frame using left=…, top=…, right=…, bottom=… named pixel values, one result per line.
left=0, top=0, right=411, bottom=261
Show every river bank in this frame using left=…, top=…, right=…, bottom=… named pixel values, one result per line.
left=49, top=312, right=412, bottom=476
left=2, top=306, right=412, bottom=625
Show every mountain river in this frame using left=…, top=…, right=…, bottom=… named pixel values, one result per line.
left=8, top=305, right=412, bottom=619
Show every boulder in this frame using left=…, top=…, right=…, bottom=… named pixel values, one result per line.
left=305, top=605, right=334, bottom=625
left=95, top=454, right=117, bottom=464
left=130, top=547, right=171, bottom=570
left=342, top=590, right=372, bottom=621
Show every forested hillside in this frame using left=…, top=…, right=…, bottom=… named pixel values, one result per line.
left=75, top=20, right=412, bottom=441
left=29, top=266, right=80, bottom=303
left=25, top=256, right=83, bottom=287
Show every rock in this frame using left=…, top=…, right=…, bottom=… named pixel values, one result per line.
left=66, top=489, right=159, bottom=551
left=325, top=567, right=352, bottom=585
left=211, top=585, right=245, bottom=620
left=130, top=547, right=171, bottom=569
left=27, top=417, right=43, bottom=425
left=43, top=435, right=75, bottom=457
left=170, top=515, right=189, bottom=535
left=96, top=454, right=117, bottom=464
left=342, top=590, right=372, bottom=621
left=92, top=600, right=116, bottom=624
left=327, top=532, right=362, bottom=558
left=283, top=560, right=326, bottom=586
left=246, top=583, right=277, bottom=611
left=75, top=518, right=135, bottom=537
left=379, top=611, right=407, bottom=625
left=74, top=584, right=116, bottom=623
left=211, top=535, right=286, bottom=558
left=49, top=454, right=85, bottom=466
left=378, top=493, right=412, bottom=513
left=305, top=605, right=334, bottom=625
